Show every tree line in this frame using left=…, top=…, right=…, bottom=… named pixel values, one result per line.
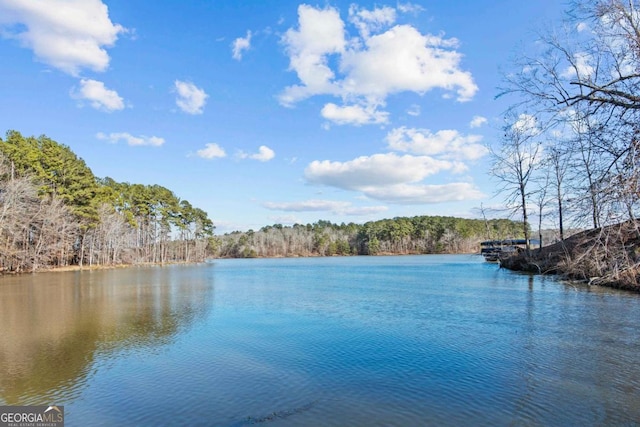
left=0, top=130, right=215, bottom=272
left=492, top=0, right=640, bottom=287
left=0, top=130, right=530, bottom=271
left=493, top=0, right=640, bottom=241
left=215, top=217, right=525, bottom=258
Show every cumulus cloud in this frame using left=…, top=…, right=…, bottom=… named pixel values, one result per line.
left=174, top=80, right=208, bottom=114
left=238, top=145, right=275, bottom=162
left=339, top=25, right=476, bottom=101
left=470, top=115, right=487, bottom=128
left=196, top=143, right=226, bottom=159
left=305, top=153, right=458, bottom=190
left=321, top=103, right=389, bottom=125
left=303, top=148, right=485, bottom=204
left=97, top=132, right=164, bottom=146
left=263, top=199, right=388, bottom=216
left=279, top=4, right=346, bottom=106
left=71, top=79, right=124, bottom=111
left=232, top=30, right=252, bottom=60
left=304, top=152, right=484, bottom=204
left=363, top=183, right=485, bottom=204
left=386, top=127, right=488, bottom=161
left=348, top=4, right=396, bottom=38
left=0, top=0, right=126, bottom=75
left=279, top=4, right=477, bottom=124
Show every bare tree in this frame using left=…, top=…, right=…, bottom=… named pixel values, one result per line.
left=501, top=0, right=640, bottom=231
left=547, top=146, right=570, bottom=240
left=490, top=113, right=543, bottom=251
left=30, top=196, right=78, bottom=271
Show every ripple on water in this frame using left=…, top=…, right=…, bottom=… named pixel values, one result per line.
left=3, top=256, right=640, bottom=426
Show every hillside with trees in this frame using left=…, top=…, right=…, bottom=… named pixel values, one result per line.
left=215, top=217, right=525, bottom=258
left=0, top=130, right=215, bottom=272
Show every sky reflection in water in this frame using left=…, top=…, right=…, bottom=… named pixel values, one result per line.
left=1, top=256, right=639, bottom=426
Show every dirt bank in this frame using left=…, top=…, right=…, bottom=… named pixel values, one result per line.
left=500, top=220, right=640, bottom=292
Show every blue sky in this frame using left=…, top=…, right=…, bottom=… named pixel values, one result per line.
left=0, top=0, right=565, bottom=233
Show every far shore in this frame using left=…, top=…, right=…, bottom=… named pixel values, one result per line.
left=1, top=252, right=481, bottom=276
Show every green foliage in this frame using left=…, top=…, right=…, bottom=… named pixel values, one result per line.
left=0, top=130, right=216, bottom=269
left=216, top=215, right=525, bottom=258
left=367, top=236, right=380, bottom=255
left=241, top=247, right=258, bottom=258
left=1, top=131, right=101, bottom=224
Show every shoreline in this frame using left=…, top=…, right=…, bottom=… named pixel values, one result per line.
left=1, top=261, right=209, bottom=275
left=1, top=252, right=481, bottom=277
left=499, top=221, right=640, bottom=293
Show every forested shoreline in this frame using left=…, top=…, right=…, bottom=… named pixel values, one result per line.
left=0, top=131, right=215, bottom=272
left=0, top=130, right=528, bottom=273
left=215, top=217, right=525, bottom=258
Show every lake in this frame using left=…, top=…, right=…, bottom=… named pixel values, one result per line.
left=1, top=255, right=639, bottom=426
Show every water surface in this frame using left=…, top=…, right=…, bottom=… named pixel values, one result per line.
left=1, top=255, right=639, bottom=426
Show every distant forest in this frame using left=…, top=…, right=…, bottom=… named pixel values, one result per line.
left=216, top=217, right=525, bottom=258
left=0, top=130, right=525, bottom=272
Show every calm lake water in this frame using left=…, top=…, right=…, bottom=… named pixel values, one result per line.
left=1, top=255, right=639, bottom=426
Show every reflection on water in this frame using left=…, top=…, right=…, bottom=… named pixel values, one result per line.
left=1, top=256, right=640, bottom=426
left=0, top=265, right=213, bottom=405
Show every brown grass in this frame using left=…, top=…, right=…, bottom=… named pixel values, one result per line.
left=500, top=220, right=640, bottom=292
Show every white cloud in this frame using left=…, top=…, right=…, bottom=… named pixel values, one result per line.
left=264, top=199, right=350, bottom=212
left=512, top=113, right=540, bottom=136
left=174, top=80, right=208, bottom=114
left=304, top=151, right=485, bottom=204
left=279, top=4, right=346, bottom=106
left=255, top=145, right=275, bottom=161
left=238, top=145, right=275, bottom=162
left=348, top=5, right=396, bottom=38
left=71, top=79, right=124, bottom=112
left=339, top=25, right=476, bottom=101
left=321, top=102, right=389, bottom=125
left=263, top=199, right=388, bottom=215
left=469, top=115, right=487, bottom=128
left=279, top=5, right=477, bottom=123
left=498, top=114, right=544, bottom=173
left=97, top=132, right=164, bottom=146
left=576, top=22, right=588, bottom=32
left=561, top=52, right=594, bottom=80
left=196, top=143, right=226, bottom=159
left=342, top=205, right=389, bottom=215
left=305, top=153, right=456, bottom=190
left=397, top=2, right=425, bottom=14
left=559, top=107, right=599, bottom=136
left=386, top=127, right=488, bottom=161
left=232, top=30, right=252, bottom=60
left=0, top=0, right=126, bottom=75
left=363, top=183, right=485, bottom=204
